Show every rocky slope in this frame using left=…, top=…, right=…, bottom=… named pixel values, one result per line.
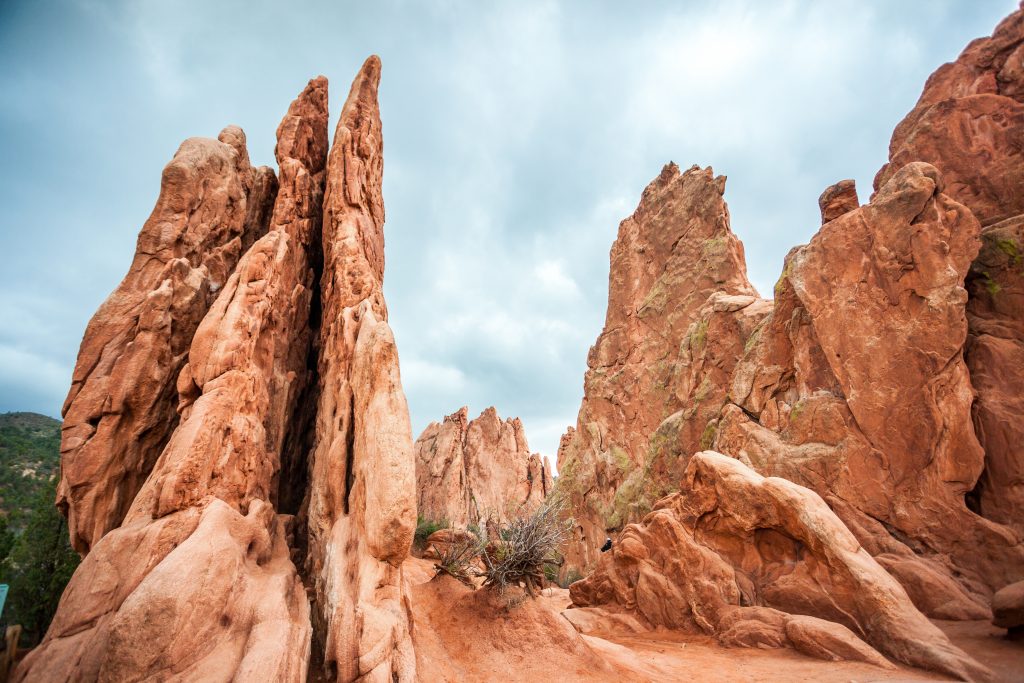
left=415, top=407, right=552, bottom=527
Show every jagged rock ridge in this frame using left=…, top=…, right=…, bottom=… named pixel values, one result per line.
left=559, top=6, right=1024, bottom=680
left=415, top=407, right=552, bottom=527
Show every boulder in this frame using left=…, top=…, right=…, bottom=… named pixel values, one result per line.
left=570, top=451, right=992, bottom=681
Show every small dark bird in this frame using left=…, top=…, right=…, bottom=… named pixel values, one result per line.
left=600, top=537, right=612, bottom=553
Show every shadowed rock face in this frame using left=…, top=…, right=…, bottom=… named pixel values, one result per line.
left=415, top=407, right=552, bottom=527
left=303, top=55, right=418, bottom=683
left=57, top=126, right=277, bottom=555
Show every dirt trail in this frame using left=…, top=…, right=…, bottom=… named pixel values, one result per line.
left=407, top=558, right=1023, bottom=682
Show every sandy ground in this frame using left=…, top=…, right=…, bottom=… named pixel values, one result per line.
left=406, top=557, right=1024, bottom=683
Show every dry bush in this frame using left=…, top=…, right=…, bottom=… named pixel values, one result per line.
left=478, top=497, right=572, bottom=596
left=433, top=536, right=481, bottom=588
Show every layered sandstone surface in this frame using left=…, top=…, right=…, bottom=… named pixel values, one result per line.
left=415, top=407, right=552, bottom=527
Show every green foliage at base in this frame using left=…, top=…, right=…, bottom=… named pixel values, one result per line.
left=0, top=413, right=81, bottom=645
left=0, top=478, right=80, bottom=644
left=559, top=569, right=583, bottom=589
left=414, top=516, right=450, bottom=546
left=0, top=413, right=62, bottom=526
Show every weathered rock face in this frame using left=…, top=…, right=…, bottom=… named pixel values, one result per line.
left=967, top=215, right=1024, bottom=535
left=874, top=6, right=1024, bottom=227
left=415, top=407, right=552, bottom=527
left=722, top=162, right=1024, bottom=594
left=16, top=75, right=328, bottom=683
left=556, top=163, right=767, bottom=570
left=303, top=56, right=418, bottom=682
left=19, top=59, right=418, bottom=683
left=57, top=126, right=277, bottom=554
left=560, top=10, right=1024, bottom=639
left=569, top=452, right=993, bottom=682
left=879, top=4, right=1024, bottom=546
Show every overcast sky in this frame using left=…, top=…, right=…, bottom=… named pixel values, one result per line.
left=0, top=0, right=1014, bottom=460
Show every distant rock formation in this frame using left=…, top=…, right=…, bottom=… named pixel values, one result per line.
left=415, top=407, right=551, bottom=527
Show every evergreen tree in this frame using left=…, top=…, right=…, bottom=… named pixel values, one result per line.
left=0, top=477, right=79, bottom=644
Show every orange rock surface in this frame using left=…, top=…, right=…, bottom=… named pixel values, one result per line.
left=415, top=407, right=552, bottom=527
left=16, top=74, right=328, bottom=683
left=58, top=126, right=276, bottom=554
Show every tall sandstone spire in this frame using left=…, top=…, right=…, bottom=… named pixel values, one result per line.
left=556, top=163, right=769, bottom=570
left=15, top=76, right=329, bottom=683
left=304, top=56, right=418, bottom=682
left=18, top=58, right=418, bottom=683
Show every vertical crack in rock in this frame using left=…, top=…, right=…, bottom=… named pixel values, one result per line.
left=304, top=56, right=417, bottom=682
left=57, top=127, right=277, bottom=554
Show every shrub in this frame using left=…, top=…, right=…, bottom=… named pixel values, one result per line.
left=478, top=497, right=572, bottom=596
left=413, top=516, right=449, bottom=549
left=433, top=536, right=480, bottom=588
left=559, top=569, right=583, bottom=589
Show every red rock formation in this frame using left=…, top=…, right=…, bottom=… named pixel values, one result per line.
left=557, top=163, right=767, bottom=569
left=416, top=407, right=552, bottom=527
left=57, top=126, right=276, bottom=554
left=303, top=56, right=418, bottom=682
left=874, top=7, right=1024, bottom=227
left=558, top=17, right=1024, bottom=678
left=876, top=9, right=1024, bottom=551
left=718, top=161, right=1024, bottom=614
left=569, top=452, right=992, bottom=681
left=15, top=76, right=328, bottom=683
left=817, top=179, right=858, bottom=224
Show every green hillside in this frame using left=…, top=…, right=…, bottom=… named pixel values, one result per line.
left=0, top=412, right=62, bottom=523
left=0, top=412, right=78, bottom=644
